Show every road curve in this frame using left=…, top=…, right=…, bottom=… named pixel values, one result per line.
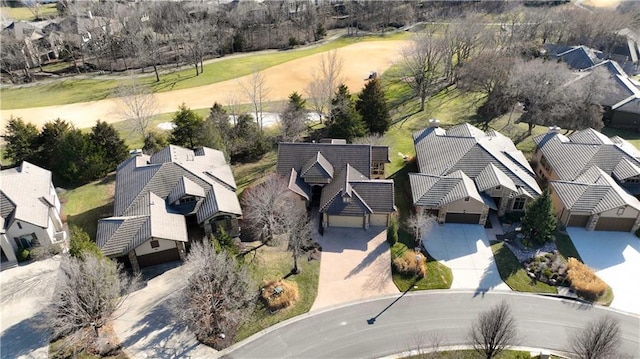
left=221, top=291, right=640, bottom=359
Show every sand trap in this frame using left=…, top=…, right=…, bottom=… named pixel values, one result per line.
left=1, top=40, right=408, bottom=130
left=581, top=0, right=621, bottom=7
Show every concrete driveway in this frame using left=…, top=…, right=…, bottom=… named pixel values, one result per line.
left=566, top=228, right=640, bottom=315
left=0, top=257, right=61, bottom=359
left=310, top=227, right=399, bottom=311
left=422, top=224, right=510, bottom=294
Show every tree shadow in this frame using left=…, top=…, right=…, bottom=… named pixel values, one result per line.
left=344, top=236, right=388, bottom=279
left=366, top=280, right=414, bottom=325
left=0, top=312, right=49, bottom=359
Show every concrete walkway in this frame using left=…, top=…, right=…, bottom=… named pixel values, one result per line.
left=310, top=227, right=399, bottom=311
left=423, top=223, right=510, bottom=295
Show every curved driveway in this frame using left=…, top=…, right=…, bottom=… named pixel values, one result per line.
left=221, top=291, right=640, bottom=359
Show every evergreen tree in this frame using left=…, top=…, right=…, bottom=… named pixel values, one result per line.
left=327, top=84, right=366, bottom=142
left=169, top=104, right=204, bottom=149
left=2, top=117, right=39, bottom=166
left=521, top=189, right=557, bottom=245
left=356, top=78, right=391, bottom=135
left=279, top=91, right=308, bottom=142
left=143, top=131, right=169, bottom=155
left=35, top=119, right=73, bottom=172
left=90, top=120, right=128, bottom=170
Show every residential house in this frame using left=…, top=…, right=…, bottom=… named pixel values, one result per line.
left=2, top=20, right=62, bottom=68
left=276, top=139, right=395, bottom=229
left=97, top=145, right=242, bottom=270
left=0, top=162, right=66, bottom=270
left=533, top=127, right=640, bottom=232
left=410, top=121, right=542, bottom=225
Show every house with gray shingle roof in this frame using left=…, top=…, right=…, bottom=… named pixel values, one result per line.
left=0, top=161, right=66, bottom=270
left=410, top=121, right=542, bottom=225
left=277, top=141, right=394, bottom=229
left=97, top=145, right=242, bottom=270
left=533, top=127, right=640, bottom=232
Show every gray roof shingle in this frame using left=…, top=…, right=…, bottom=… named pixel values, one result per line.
left=277, top=142, right=377, bottom=178
left=409, top=170, right=483, bottom=207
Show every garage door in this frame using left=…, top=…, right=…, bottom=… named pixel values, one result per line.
left=567, top=215, right=590, bottom=227
left=328, top=215, right=363, bottom=228
left=595, top=217, right=636, bottom=232
left=370, top=214, right=389, bottom=227
left=136, top=248, right=181, bottom=268
left=445, top=213, right=481, bottom=224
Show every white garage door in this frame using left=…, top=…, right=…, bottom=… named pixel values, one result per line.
left=328, top=215, right=363, bottom=228
left=370, top=214, right=389, bottom=227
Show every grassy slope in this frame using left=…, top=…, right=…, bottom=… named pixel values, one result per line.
left=60, top=173, right=116, bottom=240
left=1, top=4, right=57, bottom=21
left=1, top=33, right=408, bottom=110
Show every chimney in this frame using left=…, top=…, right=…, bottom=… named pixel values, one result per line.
left=428, top=119, right=440, bottom=128
left=548, top=126, right=561, bottom=133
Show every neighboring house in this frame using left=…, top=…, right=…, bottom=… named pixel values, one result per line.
left=276, top=139, right=395, bottom=229
left=533, top=127, right=640, bottom=232
left=2, top=20, right=62, bottom=68
left=0, top=162, right=66, bottom=270
left=410, top=121, right=542, bottom=225
left=97, top=145, right=242, bottom=270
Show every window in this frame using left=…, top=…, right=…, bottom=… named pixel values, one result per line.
left=495, top=186, right=501, bottom=190
left=343, top=196, right=351, bottom=203
left=371, top=162, right=385, bottom=176
left=512, top=197, right=526, bottom=210
left=17, top=222, right=22, bottom=230
left=179, top=196, right=196, bottom=204
left=150, top=240, right=160, bottom=248
left=14, top=233, right=36, bottom=249
left=464, top=196, right=470, bottom=202
left=617, top=207, right=625, bottom=216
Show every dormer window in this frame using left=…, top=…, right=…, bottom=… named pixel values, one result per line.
left=175, top=195, right=197, bottom=205
left=343, top=196, right=351, bottom=203
left=464, top=197, right=470, bottom=202
left=617, top=207, right=625, bottom=216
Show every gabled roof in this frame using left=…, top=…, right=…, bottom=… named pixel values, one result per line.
left=551, top=167, right=640, bottom=214
left=0, top=161, right=56, bottom=229
left=553, top=46, right=598, bottom=70
left=319, top=164, right=394, bottom=215
left=167, top=176, right=206, bottom=204
left=533, top=128, right=640, bottom=181
left=287, top=168, right=311, bottom=201
left=475, top=163, right=518, bottom=193
left=277, top=142, right=381, bottom=179
left=301, top=151, right=334, bottom=179
left=613, top=158, right=640, bottom=181
left=409, top=170, right=483, bottom=208
left=412, top=123, right=541, bottom=198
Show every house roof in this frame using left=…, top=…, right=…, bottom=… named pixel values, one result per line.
left=412, top=123, right=541, bottom=199
left=0, top=161, right=55, bottom=229
left=301, top=151, right=334, bottom=179
left=287, top=168, right=311, bottom=201
left=533, top=128, right=640, bottom=180
left=551, top=167, right=640, bottom=214
left=475, top=163, right=518, bottom=193
left=319, top=164, right=394, bottom=216
left=409, top=170, right=484, bottom=207
left=277, top=142, right=380, bottom=179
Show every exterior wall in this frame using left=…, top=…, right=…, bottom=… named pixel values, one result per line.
left=549, top=189, right=570, bottom=225
left=327, top=215, right=364, bottom=228
left=6, top=220, right=54, bottom=252
left=0, top=234, right=18, bottom=269
left=532, top=151, right=560, bottom=181
left=446, top=198, right=485, bottom=214
left=134, top=238, right=178, bottom=256
left=370, top=213, right=389, bottom=226
left=599, top=205, right=640, bottom=219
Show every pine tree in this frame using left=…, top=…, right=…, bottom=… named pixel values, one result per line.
left=2, top=116, right=39, bottom=166
left=170, top=103, right=204, bottom=149
left=90, top=120, right=129, bottom=170
left=327, top=84, right=366, bottom=142
left=356, top=78, right=391, bottom=135
left=521, top=189, right=557, bottom=245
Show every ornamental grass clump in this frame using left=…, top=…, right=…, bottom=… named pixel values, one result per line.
left=393, top=250, right=427, bottom=278
left=567, top=257, right=608, bottom=300
left=260, top=280, right=299, bottom=311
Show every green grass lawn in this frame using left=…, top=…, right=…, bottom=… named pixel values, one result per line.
left=554, top=229, right=583, bottom=262
left=232, top=151, right=278, bottom=195
left=235, top=242, right=320, bottom=342
left=390, top=229, right=453, bottom=292
left=1, top=33, right=408, bottom=110
left=59, top=173, right=116, bottom=240
left=491, top=242, right=557, bottom=294
left=1, top=4, right=57, bottom=21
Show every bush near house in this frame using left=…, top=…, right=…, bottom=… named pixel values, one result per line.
left=15, top=248, right=30, bottom=262
left=30, top=243, right=62, bottom=260
left=566, top=257, right=608, bottom=301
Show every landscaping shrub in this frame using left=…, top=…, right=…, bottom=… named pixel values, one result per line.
left=260, top=280, right=299, bottom=312
left=567, top=257, right=608, bottom=300
left=387, top=217, right=398, bottom=245
left=68, top=225, right=102, bottom=259
left=211, top=228, right=239, bottom=256
left=392, top=250, right=427, bottom=278
left=15, top=248, right=30, bottom=262
left=30, top=243, right=62, bottom=260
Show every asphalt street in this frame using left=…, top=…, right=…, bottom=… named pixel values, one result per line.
left=222, top=291, right=640, bottom=359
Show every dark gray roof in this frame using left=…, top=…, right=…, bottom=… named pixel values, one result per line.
left=319, top=164, right=394, bottom=216
left=553, top=46, right=597, bottom=70
left=616, top=97, right=640, bottom=114
left=277, top=142, right=379, bottom=178
left=412, top=123, right=541, bottom=199
left=409, top=170, right=483, bottom=207
left=372, top=145, right=391, bottom=163
left=533, top=129, right=640, bottom=181
left=551, top=167, right=640, bottom=214
left=287, top=168, right=311, bottom=201
left=301, top=152, right=334, bottom=179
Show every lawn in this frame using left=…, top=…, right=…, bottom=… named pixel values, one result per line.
left=235, top=242, right=320, bottom=342
left=390, top=228, right=453, bottom=292
left=59, top=174, right=116, bottom=241
left=232, top=151, right=278, bottom=195
left=406, top=350, right=541, bottom=359
left=1, top=4, right=57, bottom=21
left=1, top=32, right=409, bottom=110
left=554, top=229, right=583, bottom=262
left=491, top=242, right=557, bottom=294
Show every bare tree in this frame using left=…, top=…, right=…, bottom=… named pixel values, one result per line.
left=241, top=174, right=294, bottom=245
left=407, top=211, right=436, bottom=246
left=113, top=77, right=158, bottom=141
left=405, top=331, right=444, bottom=359
left=396, top=27, right=444, bottom=112
left=469, top=300, right=518, bottom=359
left=286, top=210, right=312, bottom=274
left=305, top=50, right=343, bottom=121
left=176, top=241, right=255, bottom=350
left=40, top=255, right=139, bottom=355
left=569, top=316, right=621, bottom=359
left=351, top=134, right=388, bottom=146
left=226, top=91, right=243, bottom=126
left=241, top=69, right=270, bottom=131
